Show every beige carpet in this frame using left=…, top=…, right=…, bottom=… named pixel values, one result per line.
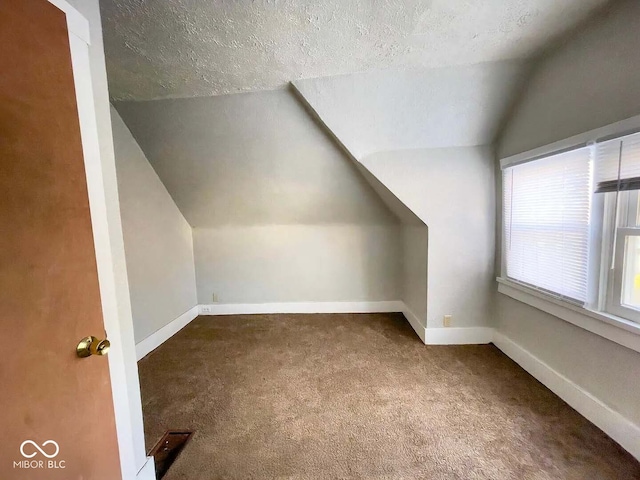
left=138, top=313, right=640, bottom=479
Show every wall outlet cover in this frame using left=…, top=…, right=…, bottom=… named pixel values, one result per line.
left=443, top=315, right=452, bottom=327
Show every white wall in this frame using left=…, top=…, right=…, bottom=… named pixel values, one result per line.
left=194, top=225, right=400, bottom=304
left=111, top=106, right=197, bottom=344
left=496, top=0, right=640, bottom=433
left=363, top=147, right=496, bottom=328
left=293, top=79, right=499, bottom=337
left=497, top=296, right=640, bottom=426
left=114, top=89, right=402, bottom=306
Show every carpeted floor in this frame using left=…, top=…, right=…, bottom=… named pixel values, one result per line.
left=138, top=313, right=640, bottom=479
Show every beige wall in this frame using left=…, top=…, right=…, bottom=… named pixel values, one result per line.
left=194, top=225, right=400, bottom=304
left=496, top=0, right=640, bottom=429
left=112, top=107, right=197, bottom=343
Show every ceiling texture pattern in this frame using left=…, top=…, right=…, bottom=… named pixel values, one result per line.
left=101, top=0, right=608, bottom=101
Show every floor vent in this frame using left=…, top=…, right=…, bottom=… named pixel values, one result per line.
left=148, top=430, right=194, bottom=479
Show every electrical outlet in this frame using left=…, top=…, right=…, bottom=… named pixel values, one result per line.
left=212, top=292, right=217, bottom=303
left=443, top=315, right=452, bottom=327
left=201, top=306, right=212, bottom=314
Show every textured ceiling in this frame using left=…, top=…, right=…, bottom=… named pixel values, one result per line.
left=101, top=0, right=608, bottom=101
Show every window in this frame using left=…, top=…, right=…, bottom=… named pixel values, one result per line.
left=597, top=133, right=640, bottom=322
left=503, top=147, right=593, bottom=303
left=502, top=131, right=640, bottom=324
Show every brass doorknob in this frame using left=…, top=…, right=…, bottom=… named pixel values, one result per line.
left=76, top=336, right=111, bottom=358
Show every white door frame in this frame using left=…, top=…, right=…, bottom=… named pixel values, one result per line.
left=46, top=1, right=153, bottom=478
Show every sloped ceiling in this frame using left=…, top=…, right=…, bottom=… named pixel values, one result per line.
left=106, top=0, right=612, bottom=231
left=293, top=61, right=528, bottom=158
left=101, top=0, right=608, bottom=101
left=114, top=89, right=398, bottom=227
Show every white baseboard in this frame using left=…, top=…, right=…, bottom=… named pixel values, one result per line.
left=425, top=327, right=494, bottom=345
left=197, top=301, right=493, bottom=347
left=136, top=456, right=156, bottom=480
left=135, top=306, right=199, bottom=360
left=401, top=305, right=426, bottom=343
left=198, top=300, right=403, bottom=315
left=493, top=331, right=640, bottom=461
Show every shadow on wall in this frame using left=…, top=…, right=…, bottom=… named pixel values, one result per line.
left=402, top=224, right=429, bottom=329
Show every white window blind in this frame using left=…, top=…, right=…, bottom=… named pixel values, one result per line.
left=595, top=132, right=640, bottom=193
left=503, top=147, right=593, bottom=303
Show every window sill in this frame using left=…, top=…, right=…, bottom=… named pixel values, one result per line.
left=496, top=277, right=640, bottom=354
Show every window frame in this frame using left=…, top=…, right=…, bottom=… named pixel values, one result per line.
left=498, top=114, right=640, bottom=352
left=608, top=227, right=640, bottom=323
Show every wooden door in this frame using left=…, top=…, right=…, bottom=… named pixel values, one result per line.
left=0, top=0, right=122, bottom=478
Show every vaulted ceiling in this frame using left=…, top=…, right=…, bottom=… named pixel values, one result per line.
left=101, top=0, right=608, bottom=101
left=107, top=0, right=613, bottom=230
